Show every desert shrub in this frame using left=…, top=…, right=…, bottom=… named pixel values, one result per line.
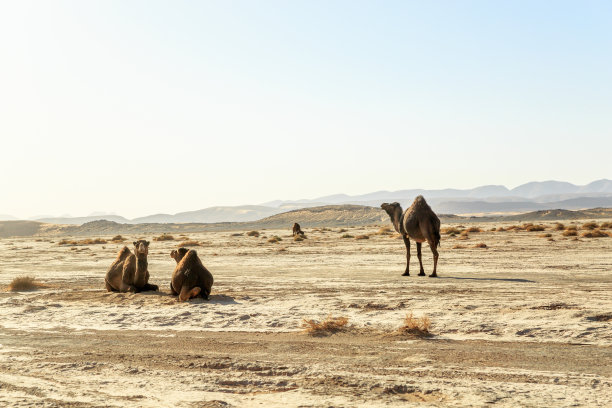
left=562, top=230, right=578, bottom=237
left=247, top=231, right=260, bottom=237
left=554, top=223, right=565, bottom=231
left=474, top=243, right=487, bottom=248
left=230, top=233, right=243, bottom=237
left=466, top=227, right=482, bottom=233
left=538, top=233, right=552, bottom=238
left=80, top=238, right=107, bottom=245
left=566, top=225, right=578, bottom=230
left=355, top=235, right=370, bottom=240
left=57, top=239, right=77, bottom=246
left=301, top=315, right=349, bottom=335
left=8, top=276, right=46, bottom=291
left=524, top=224, right=546, bottom=232
left=179, top=240, right=201, bottom=246
left=496, top=227, right=506, bottom=232
left=396, top=313, right=432, bottom=337
left=154, top=233, right=175, bottom=241
left=375, top=226, right=393, bottom=236
left=599, top=222, right=612, bottom=229
left=581, top=229, right=609, bottom=238
left=442, top=227, right=462, bottom=235
left=110, top=235, right=125, bottom=242
left=267, top=236, right=282, bottom=243
left=490, top=227, right=497, bottom=231
left=582, top=222, right=599, bottom=230
left=337, top=228, right=347, bottom=233
left=341, top=233, right=354, bottom=239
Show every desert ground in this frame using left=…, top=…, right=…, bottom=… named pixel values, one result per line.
left=1, top=220, right=611, bottom=407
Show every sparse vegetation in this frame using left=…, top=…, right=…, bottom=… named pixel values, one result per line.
left=179, top=240, right=201, bottom=246
left=154, top=233, right=175, bottom=241
left=396, top=312, right=432, bottom=337
left=524, top=223, right=546, bottom=232
left=247, top=231, right=260, bottom=237
left=8, top=276, right=46, bottom=291
left=562, top=229, right=578, bottom=237
left=466, top=227, right=482, bottom=233
left=581, top=229, right=609, bottom=238
left=474, top=243, right=487, bottom=248
left=582, top=222, right=599, bottom=230
left=58, top=238, right=106, bottom=246
left=337, top=228, right=347, bottom=233
left=539, top=233, right=552, bottom=238
left=554, top=223, right=565, bottom=231
left=376, top=226, right=393, bottom=235
left=301, top=315, right=349, bottom=335
left=443, top=227, right=462, bottom=235
left=355, top=234, right=370, bottom=240
left=600, top=222, right=612, bottom=229
left=267, top=236, right=282, bottom=243
left=110, top=235, right=125, bottom=242
left=341, top=233, right=354, bottom=239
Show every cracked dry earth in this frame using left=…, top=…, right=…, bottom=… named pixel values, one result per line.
left=1, top=222, right=611, bottom=406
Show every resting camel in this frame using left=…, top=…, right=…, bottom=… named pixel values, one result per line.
left=381, top=196, right=441, bottom=277
left=105, top=240, right=159, bottom=292
left=170, top=247, right=214, bottom=301
left=292, top=223, right=305, bottom=237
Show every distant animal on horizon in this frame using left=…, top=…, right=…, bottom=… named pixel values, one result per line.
left=170, top=247, right=214, bottom=301
left=292, top=223, right=305, bottom=237
left=105, top=240, right=159, bottom=292
left=381, top=196, right=441, bottom=277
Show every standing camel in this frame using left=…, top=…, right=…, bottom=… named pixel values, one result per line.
left=381, top=196, right=441, bottom=277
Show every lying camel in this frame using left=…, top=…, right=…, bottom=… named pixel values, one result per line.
left=170, top=247, right=214, bottom=301
left=105, top=240, right=159, bottom=292
left=381, top=196, right=441, bottom=277
left=292, top=223, right=305, bottom=237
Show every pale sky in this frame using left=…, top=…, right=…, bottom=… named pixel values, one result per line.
left=1, top=0, right=611, bottom=219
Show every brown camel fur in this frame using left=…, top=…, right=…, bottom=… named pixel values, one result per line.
left=105, top=240, right=159, bottom=292
left=170, top=248, right=214, bottom=301
left=292, top=223, right=305, bottom=237
left=381, top=196, right=441, bottom=277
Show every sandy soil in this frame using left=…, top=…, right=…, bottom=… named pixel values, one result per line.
left=1, top=222, right=611, bottom=407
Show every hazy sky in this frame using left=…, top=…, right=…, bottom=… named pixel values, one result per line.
left=1, top=0, right=611, bottom=219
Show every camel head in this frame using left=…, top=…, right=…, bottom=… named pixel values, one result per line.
left=133, top=240, right=150, bottom=257
left=381, top=202, right=403, bottom=233
left=171, top=247, right=189, bottom=263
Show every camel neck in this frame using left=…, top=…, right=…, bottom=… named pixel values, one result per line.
left=136, top=256, right=148, bottom=272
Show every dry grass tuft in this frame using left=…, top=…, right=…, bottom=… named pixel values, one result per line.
left=396, top=313, right=432, bottom=337
left=474, top=243, right=488, bottom=248
left=337, top=228, right=348, bottom=233
left=539, top=233, right=552, bottom=238
left=496, top=226, right=506, bottom=232
left=524, top=224, right=546, bottom=232
left=246, top=231, right=260, bottom=237
left=58, top=238, right=106, bottom=246
left=582, top=222, right=599, bottom=230
left=341, top=233, right=354, bottom=239
left=267, top=236, right=282, bottom=243
left=355, top=234, right=370, bottom=240
left=600, top=222, right=612, bottom=229
left=466, top=227, right=482, bottom=233
left=179, top=240, right=201, bottom=246
left=581, top=229, right=609, bottom=238
left=110, top=235, right=125, bottom=242
left=8, top=276, right=47, bottom=291
left=301, top=315, right=349, bottom=335
left=376, top=226, right=393, bottom=235
left=562, top=229, right=578, bottom=237
left=154, top=233, right=175, bottom=241
left=442, top=227, right=462, bottom=235
left=566, top=225, right=578, bottom=231
left=554, top=223, right=565, bottom=231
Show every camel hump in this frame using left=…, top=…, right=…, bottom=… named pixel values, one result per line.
left=414, top=195, right=427, bottom=204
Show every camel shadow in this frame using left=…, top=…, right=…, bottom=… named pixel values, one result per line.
left=438, top=276, right=536, bottom=283
left=188, top=294, right=238, bottom=305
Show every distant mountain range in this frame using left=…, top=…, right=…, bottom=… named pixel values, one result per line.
left=3, top=179, right=611, bottom=224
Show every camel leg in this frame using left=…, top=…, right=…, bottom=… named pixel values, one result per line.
left=402, top=235, right=410, bottom=276
left=170, top=283, right=178, bottom=296
left=139, top=283, right=159, bottom=292
left=416, top=242, right=425, bottom=276
left=428, top=240, right=439, bottom=277
left=179, top=286, right=201, bottom=302
left=105, top=280, right=117, bottom=292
